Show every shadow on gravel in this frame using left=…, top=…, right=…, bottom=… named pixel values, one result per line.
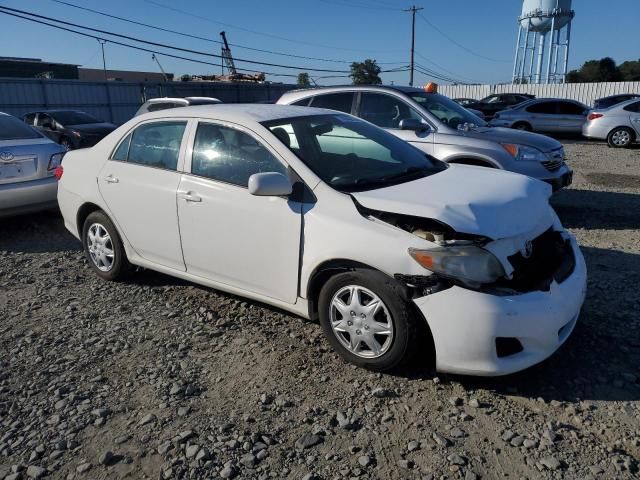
left=392, top=246, right=640, bottom=404
left=552, top=188, right=640, bottom=230
left=0, top=211, right=80, bottom=253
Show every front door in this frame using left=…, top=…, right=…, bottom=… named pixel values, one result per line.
left=625, top=101, right=640, bottom=137
left=177, top=120, right=302, bottom=303
left=98, top=120, right=189, bottom=271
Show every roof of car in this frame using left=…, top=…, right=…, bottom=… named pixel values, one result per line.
left=597, top=93, right=639, bottom=100
left=282, top=85, right=426, bottom=96
left=137, top=103, right=339, bottom=123
left=24, top=109, right=87, bottom=114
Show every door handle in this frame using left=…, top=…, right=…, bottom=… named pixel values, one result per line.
left=103, top=175, right=119, bottom=184
left=178, top=191, right=202, bottom=202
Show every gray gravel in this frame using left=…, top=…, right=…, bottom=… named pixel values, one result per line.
left=1, top=141, right=639, bottom=479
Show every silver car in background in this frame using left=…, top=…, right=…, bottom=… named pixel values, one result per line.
left=277, top=86, right=572, bottom=191
left=489, top=98, right=589, bottom=135
left=583, top=98, right=640, bottom=148
left=0, top=112, right=66, bottom=217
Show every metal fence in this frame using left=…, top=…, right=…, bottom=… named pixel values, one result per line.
left=439, top=81, right=640, bottom=106
left=0, top=77, right=297, bottom=124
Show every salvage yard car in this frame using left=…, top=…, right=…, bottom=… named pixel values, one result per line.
left=23, top=110, right=117, bottom=151
left=57, top=104, right=587, bottom=376
left=582, top=98, right=640, bottom=148
left=0, top=112, right=65, bottom=217
left=277, top=86, right=572, bottom=192
left=489, top=98, right=590, bottom=135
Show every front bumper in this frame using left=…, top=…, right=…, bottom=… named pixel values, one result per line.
left=0, top=175, right=58, bottom=217
left=542, top=168, right=572, bottom=192
left=413, top=237, right=587, bottom=376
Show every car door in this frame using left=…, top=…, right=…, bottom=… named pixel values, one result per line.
left=35, top=113, right=61, bottom=142
left=556, top=101, right=587, bottom=133
left=176, top=120, right=302, bottom=304
left=525, top=101, right=559, bottom=131
left=98, top=119, right=189, bottom=271
left=625, top=101, right=640, bottom=136
left=356, top=92, right=434, bottom=155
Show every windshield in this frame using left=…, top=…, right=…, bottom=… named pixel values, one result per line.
left=263, top=114, right=446, bottom=192
left=0, top=115, right=42, bottom=140
left=52, top=111, right=102, bottom=125
left=407, top=93, right=487, bottom=128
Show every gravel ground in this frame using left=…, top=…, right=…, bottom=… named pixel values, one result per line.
left=1, top=142, right=639, bottom=480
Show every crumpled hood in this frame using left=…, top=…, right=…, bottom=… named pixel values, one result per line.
left=68, top=123, right=117, bottom=135
left=463, top=126, right=562, bottom=153
left=352, top=164, right=554, bottom=240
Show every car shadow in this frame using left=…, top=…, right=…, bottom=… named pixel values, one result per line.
left=393, top=246, right=640, bottom=403
left=0, top=211, right=80, bottom=253
left=552, top=188, right=640, bottom=230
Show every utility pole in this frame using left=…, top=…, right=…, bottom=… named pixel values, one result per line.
left=404, top=5, right=423, bottom=87
left=97, top=39, right=108, bottom=81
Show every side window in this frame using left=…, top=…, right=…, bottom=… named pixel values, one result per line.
left=191, top=123, right=287, bottom=187
left=309, top=93, right=354, bottom=113
left=291, top=98, right=312, bottom=107
left=557, top=102, right=585, bottom=115
left=623, top=101, right=640, bottom=113
left=359, top=93, right=422, bottom=129
left=112, top=132, right=132, bottom=161
left=126, top=121, right=186, bottom=170
left=23, top=113, right=36, bottom=125
left=36, top=114, right=53, bottom=128
left=526, top=102, right=557, bottom=114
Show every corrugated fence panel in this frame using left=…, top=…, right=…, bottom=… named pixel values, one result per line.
left=440, top=81, right=640, bottom=106
left=0, top=78, right=296, bottom=124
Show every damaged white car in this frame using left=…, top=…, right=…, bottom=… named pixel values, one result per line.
left=57, top=104, right=587, bottom=376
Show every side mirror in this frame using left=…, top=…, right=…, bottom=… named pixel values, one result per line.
left=399, top=118, right=428, bottom=132
left=248, top=172, right=292, bottom=197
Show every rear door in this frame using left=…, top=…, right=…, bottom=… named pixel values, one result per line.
left=556, top=101, right=587, bottom=132
left=525, top=101, right=559, bottom=131
left=625, top=101, right=640, bottom=136
left=98, top=119, right=189, bottom=271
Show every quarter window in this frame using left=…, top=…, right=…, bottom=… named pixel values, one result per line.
left=191, top=123, right=287, bottom=187
left=112, top=132, right=132, bottom=161
left=122, top=121, right=186, bottom=170
left=359, top=93, right=423, bottom=129
left=623, top=101, right=640, bottom=113
left=309, top=93, right=354, bottom=113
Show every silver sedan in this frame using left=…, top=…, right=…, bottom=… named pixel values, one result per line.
left=0, top=112, right=66, bottom=217
left=582, top=98, right=640, bottom=148
left=489, top=98, right=589, bottom=134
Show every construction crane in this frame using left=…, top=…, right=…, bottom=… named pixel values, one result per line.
left=217, top=31, right=265, bottom=83
left=151, top=54, right=169, bottom=82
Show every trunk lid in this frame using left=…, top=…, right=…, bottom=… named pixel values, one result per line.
left=0, top=139, right=64, bottom=185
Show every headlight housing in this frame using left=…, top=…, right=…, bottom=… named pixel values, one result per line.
left=409, top=245, right=505, bottom=286
left=501, top=143, right=547, bottom=162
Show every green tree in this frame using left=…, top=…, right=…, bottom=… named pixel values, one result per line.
left=566, top=57, right=622, bottom=83
left=297, top=72, right=311, bottom=87
left=350, top=59, right=382, bottom=85
left=619, top=59, right=640, bottom=81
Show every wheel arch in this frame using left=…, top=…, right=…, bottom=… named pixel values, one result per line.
left=76, top=202, right=103, bottom=236
left=608, top=125, right=636, bottom=140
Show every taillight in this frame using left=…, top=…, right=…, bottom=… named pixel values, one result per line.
left=54, top=165, right=64, bottom=181
left=588, top=113, right=603, bottom=121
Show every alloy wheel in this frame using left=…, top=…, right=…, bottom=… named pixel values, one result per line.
left=329, top=285, right=394, bottom=359
left=611, top=129, right=631, bottom=146
left=87, top=223, right=115, bottom=272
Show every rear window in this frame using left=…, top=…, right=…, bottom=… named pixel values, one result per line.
left=0, top=115, right=42, bottom=140
left=52, top=111, right=101, bottom=125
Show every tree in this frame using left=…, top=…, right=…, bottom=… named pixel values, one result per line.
left=350, top=59, right=382, bottom=85
left=297, top=72, right=311, bottom=87
left=619, top=59, right=640, bottom=81
left=566, top=57, right=623, bottom=83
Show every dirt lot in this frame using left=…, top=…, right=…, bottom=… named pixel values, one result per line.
left=1, top=142, right=639, bottom=480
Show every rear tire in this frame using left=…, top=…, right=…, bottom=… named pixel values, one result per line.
left=82, top=210, right=132, bottom=281
left=318, top=269, right=418, bottom=371
left=607, top=127, right=634, bottom=148
left=512, top=122, right=532, bottom=131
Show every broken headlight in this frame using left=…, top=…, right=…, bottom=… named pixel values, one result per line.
left=408, top=245, right=505, bottom=286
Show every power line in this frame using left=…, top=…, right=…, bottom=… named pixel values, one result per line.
left=144, top=0, right=402, bottom=54
left=417, top=12, right=509, bottom=63
left=49, top=0, right=406, bottom=66
left=415, top=52, right=481, bottom=84
left=0, top=6, right=353, bottom=73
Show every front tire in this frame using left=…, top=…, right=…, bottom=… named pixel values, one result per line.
left=318, top=269, right=417, bottom=371
left=82, top=211, right=132, bottom=281
left=607, top=127, right=634, bottom=148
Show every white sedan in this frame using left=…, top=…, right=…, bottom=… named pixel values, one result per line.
left=57, top=104, right=587, bottom=376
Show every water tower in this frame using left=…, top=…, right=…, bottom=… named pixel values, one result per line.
left=512, top=0, right=575, bottom=84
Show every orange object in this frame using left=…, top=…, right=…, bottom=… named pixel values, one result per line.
left=501, top=143, right=519, bottom=157
left=412, top=251, right=434, bottom=269
left=424, top=82, right=438, bottom=93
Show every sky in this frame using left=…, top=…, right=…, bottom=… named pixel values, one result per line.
left=0, top=0, right=638, bottom=86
